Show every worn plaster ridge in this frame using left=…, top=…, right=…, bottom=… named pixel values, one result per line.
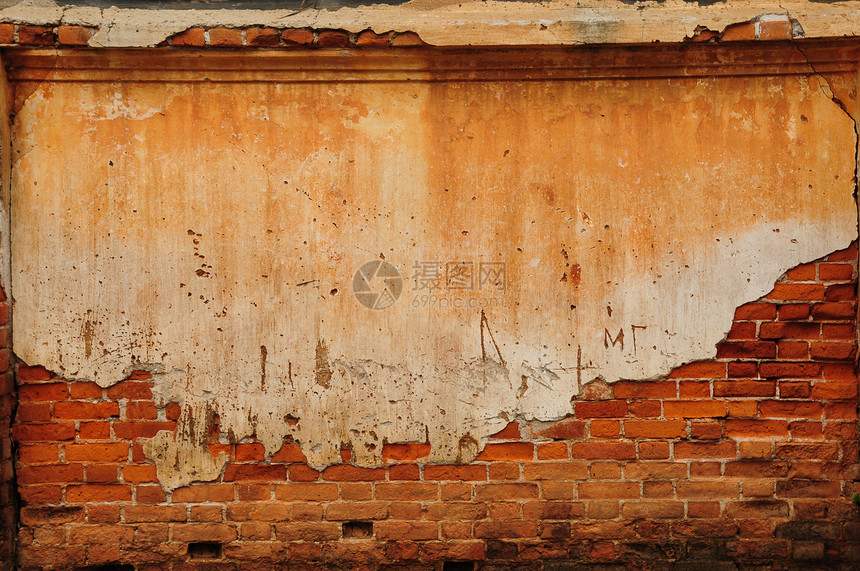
left=0, top=1, right=859, bottom=47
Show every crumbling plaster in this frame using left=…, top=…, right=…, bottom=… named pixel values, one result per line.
left=7, top=44, right=858, bottom=487
left=1, top=0, right=860, bottom=47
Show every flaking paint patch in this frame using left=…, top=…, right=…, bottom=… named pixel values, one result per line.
left=9, top=53, right=858, bottom=487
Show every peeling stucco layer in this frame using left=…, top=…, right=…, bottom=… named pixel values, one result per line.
left=1, top=0, right=860, bottom=47
left=8, top=48, right=857, bottom=487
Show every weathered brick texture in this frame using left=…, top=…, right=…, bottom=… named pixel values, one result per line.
left=0, top=285, right=13, bottom=570
left=12, top=243, right=860, bottom=569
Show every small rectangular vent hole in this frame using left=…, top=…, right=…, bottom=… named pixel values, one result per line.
left=342, top=520, right=373, bottom=538
left=188, top=541, right=222, bottom=559
left=443, top=563, right=476, bottom=571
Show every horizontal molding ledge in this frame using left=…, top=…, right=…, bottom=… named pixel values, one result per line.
left=4, top=41, right=859, bottom=83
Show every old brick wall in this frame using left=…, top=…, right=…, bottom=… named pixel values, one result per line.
left=10, top=243, right=858, bottom=569
left=0, top=286, right=13, bottom=570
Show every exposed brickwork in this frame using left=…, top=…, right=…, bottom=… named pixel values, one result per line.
left=0, top=285, right=13, bottom=570
left=11, top=243, right=860, bottom=569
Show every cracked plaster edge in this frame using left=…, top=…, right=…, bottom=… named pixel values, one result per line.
left=0, top=2, right=858, bottom=47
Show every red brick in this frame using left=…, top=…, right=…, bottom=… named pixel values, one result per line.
left=18, top=25, right=54, bottom=45
left=389, top=464, right=420, bottom=480
left=235, top=483, right=270, bottom=501
left=281, top=28, right=314, bottom=46
left=69, top=382, right=103, bottom=399
left=818, top=263, right=854, bottom=280
left=785, top=263, right=816, bottom=281
left=475, top=520, right=538, bottom=538
left=171, top=27, right=205, bottom=46
left=716, top=341, right=776, bottom=359
left=54, top=401, right=120, bottom=420
left=173, top=484, right=234, bottom=503
left=375, top=521, right=438, bottom=540
left=235, top=443, right=266, bottom=462
left=811, top=342, right=856, bottom=361
left=126, top=401, right=158, bottom=420
left=612, top=381, right=676, bottom=399
left=537, top=441, right=568, bottom=460
left=487, top=463, right=518, bottom=481
left=535, top=418, right=585, bottom=439
left=85, top=464, right=119, bottom=483
left=668, top=361, right=726, bottom=379
left=810, top=380, right=858, bottom=400
left=727, top=361, right=758, bottom=378
left=679, top=381, right=710, bottom=398
left=18, top=463, right=83, bottom=484
left=173, top=523, right=237, bottom=543
left=223, top=464, right=286, bottom=481
left=0, top=23, right=13, bottom=44
left=18, top=444, right=59, bottom=463
left=759, top=362, right=822, bottom=379
left=735, top=303, right=777, bottom=320
left=57, top=25, right=93, bottom=46
left=570, top=442, right=635, bottom=460
left=209, top=28, right=244, bottom=47
left=112, top=421, right=175, bottom=439
left=288, top=464, right=320, bottom=481
left=65, top=443, right=129, bottom=463
left=19, top=383, right=68, bottom=402
left=676, top=480, right=739, bottom=498
left=246, top=27, right=280, bottom=47
left=381, top=443, right=430, bottom=462
left=165, top=402, right=182, bottom=420
left=777, top=340, right=810, bottom=359
left=578, top=482, right=639, bottom=499
left=789, top=421, right=823, bottom=440
left=763, top=321, right=821, bottom=341
left=628, top=400, right=662, bottom=417
left=274, top=483, right=338, bottom=501
left=318, top=30, right=350, bottom=48
left=66, top=484, right=132, bottom=502
left=16, top=403, right=52, bottom=423
left=690, top=421, right=722, bottom=440
left=774, top=442, right=838, bottom=461
left=823, top=324, right=855, bottom=340
left=727, top=321, right=756, bottom=340
left=638, top=441, right=670, bottom=459
left=123, top=465, right=158, bottom=483
left=765, top=283, right=825, bottom=301
left=106, top=381, right=152, bottom=400
left=322, top=465, right=384, bottom=481
left=523, top=462, right=588, bottom=481
left=474, top=482, right=538, bottom=500
left=724, top=419, right=788, bottom=438
left=776, top=480, right=841, bottom=498
left=19, top=484, right=63, bottom=504
left=624, top=420, right=686, bottom=439
left=778, top=304, right=811, bottom=320
left=424, top=465, right=487, bottom=481
left=664, top=400, right=726, bottom=418
left=13, top=422, right=76, bottom=442
left=355, top=30, right=389, bottom=47
left=325, top=502, right=388, bottom=521
left=79, top=421, right=111, bottom=440
left=574, top=400, right=627, bottom=418
left=125, top=505, right=186, bottom=522
left=475, top=442, right=533, bottom=461
left=825, top=283, right=854, bottom=301
left=811, top=302, right=855, bottom=320
left=674, top=441, right=736, bottom=459
left=714, top=380, right=775, bottom=397
left=590, top=424, right=620, bottom=442
left=827, top=243, right=857, bottom=261
left=391, top=31, right=426, bottom=46
left=759, top=400, right=822, bottom=418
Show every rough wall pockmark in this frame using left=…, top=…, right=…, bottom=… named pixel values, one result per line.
left=8, top=45, right=857, bottom=488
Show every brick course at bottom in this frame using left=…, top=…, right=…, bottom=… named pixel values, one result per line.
left=11, top=243, right=860, bottom=569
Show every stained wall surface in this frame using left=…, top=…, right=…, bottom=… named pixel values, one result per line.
left=7, top=45, right=857, bottom=488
